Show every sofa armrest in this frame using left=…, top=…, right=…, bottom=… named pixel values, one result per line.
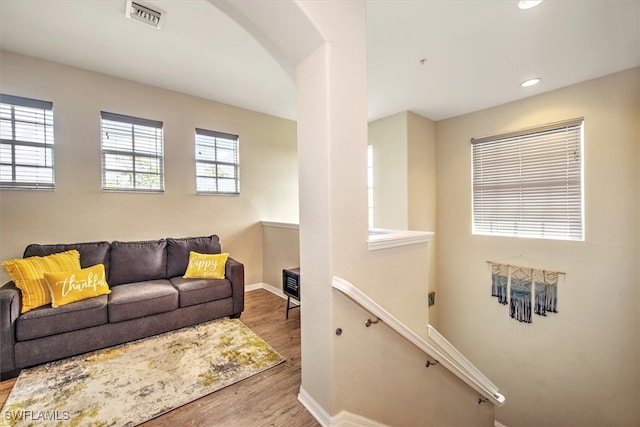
left=225, top=257, right=244, bottom=317
left=1, top=282, right=21, bottom=378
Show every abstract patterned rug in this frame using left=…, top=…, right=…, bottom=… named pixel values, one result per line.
left=1, top=318, right=284, bottom=426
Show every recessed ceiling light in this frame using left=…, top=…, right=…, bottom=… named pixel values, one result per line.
left=521, top=78, right=541, bottom=87
left=518, top=0, right=544, bottom=10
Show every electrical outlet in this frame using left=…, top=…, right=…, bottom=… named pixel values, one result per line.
left=428, top=291, right=436, bottom=306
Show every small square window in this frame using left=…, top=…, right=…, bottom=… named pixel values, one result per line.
left=195, top=128, right=239, bottom=195
left=100, top=111, right=164, bottom=192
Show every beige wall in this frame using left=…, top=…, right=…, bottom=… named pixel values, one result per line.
left=368, top=111, right=437, bottom=233
left=406, top=112, right=439, bottom=326
left=407, top=111, right=436, bottom=232
left=369, top=111, right=440, bottom=325
left=436, top=68, right=640, bottom=427
left=261, top=222, right=299, bottom=290
left=0, top=50, right=298, bottom=285
left=369, top=111, right=408, bottom=229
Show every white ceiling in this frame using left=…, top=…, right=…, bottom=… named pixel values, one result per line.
left=1, top=0, right=638, bottom=122
left=368, top=0, right=640, bottom=121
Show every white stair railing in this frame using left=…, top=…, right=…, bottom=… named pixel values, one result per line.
left=332, top=276, right=506, bottom=406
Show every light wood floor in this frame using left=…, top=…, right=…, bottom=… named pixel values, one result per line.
left=0, top=289, right=319, bottom=427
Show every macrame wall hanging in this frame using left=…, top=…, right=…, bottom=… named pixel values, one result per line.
left=534, top=270, right=559, bottom=316
left=510, top=267, right=533, bottom=323
left=490, top=263, right=509, bottom=305
left=488, top=261, right=564, bottom=324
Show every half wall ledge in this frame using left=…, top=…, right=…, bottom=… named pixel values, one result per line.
left=261, top=222, right=433, bottom=251
left=367, top=228, right=434, bottom=251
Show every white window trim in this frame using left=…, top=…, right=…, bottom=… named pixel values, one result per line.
left=367, top=144, right=374, bottom=228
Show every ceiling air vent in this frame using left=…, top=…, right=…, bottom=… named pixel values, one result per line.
left=125, top=0, right=164, bottom=29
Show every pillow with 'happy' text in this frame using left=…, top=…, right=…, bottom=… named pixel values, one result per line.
left=183, top=252, right=229, bottom=279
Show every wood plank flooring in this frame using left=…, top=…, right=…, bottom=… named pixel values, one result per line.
left=0, top=289, right=319, bottom=427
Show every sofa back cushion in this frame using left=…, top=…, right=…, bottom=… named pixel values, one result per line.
left=166, top=235, right=221, bottom=278
left=23, top=241, right=111, bottom=276
left=109, top=239, right=167, bottom=286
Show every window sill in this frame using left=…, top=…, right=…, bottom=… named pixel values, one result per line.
left=367, top=228, right=434, bottom=251
left=261, top=221, right=299, bottom=230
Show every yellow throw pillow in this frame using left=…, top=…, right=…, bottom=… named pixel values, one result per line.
left=44, top=263, right=111, bottom=307
left=183, top=252, right=229, bottom=279
left=2, top=250, right=81, bottom=313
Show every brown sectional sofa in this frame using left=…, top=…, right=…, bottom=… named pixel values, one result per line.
left=0, top=235, right=244, bottom=379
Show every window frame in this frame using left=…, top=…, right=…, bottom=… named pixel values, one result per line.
left=100, top=111, right=164, bottom=193
left=194, top=128, right=240, bottom=195
left=0, top=94, right=55, bottom=190
left=367, top=144, right=374, bottom=227
left=471, top=118, right=584, bottom=241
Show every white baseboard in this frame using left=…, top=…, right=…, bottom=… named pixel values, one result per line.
left=244, top=282, right=264, bottom=292
left=332, top=411, right=388, bottom=427
left=298, top=387, right=388, bottom=427
left=298, top=387, right=331, bottom=427
left=246, top=282, right=299, bottom=305
left=495, top=421, right=508, bottom=427
left=245, top=282, right=276, bottom=292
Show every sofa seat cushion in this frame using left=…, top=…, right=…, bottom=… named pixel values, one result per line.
left=169, top=276, right=232, bottom=308
left=108, top=280, right=178, bottom=323
left=16, top=295, right=108, bottom=341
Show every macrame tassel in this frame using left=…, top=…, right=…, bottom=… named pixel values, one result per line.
left=510, top=267, right=532, bottom=323
left=544, top=271, right=559, bottom=313
left=491, top=263, right=508, bottom=305
left=533, top=269, right=546, bottom=316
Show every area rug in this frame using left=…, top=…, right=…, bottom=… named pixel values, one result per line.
left=1, top=318, right=284, bottom=426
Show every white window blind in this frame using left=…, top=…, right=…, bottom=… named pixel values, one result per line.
left=101, top=111, right=164, bottom=192
left=0, top=94, right=55, bottom=189
left=472, top=118, right=584, bottom=241
left=195, top=128, right=239, bottom=194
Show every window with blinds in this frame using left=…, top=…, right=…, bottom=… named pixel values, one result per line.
left=0, top=94, right=55, bottom=189
left=100, top=112, right=164, bottom=192
left=195, top=128, right=239, bottom=194
left=471, top=118, right=584, bottom=241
